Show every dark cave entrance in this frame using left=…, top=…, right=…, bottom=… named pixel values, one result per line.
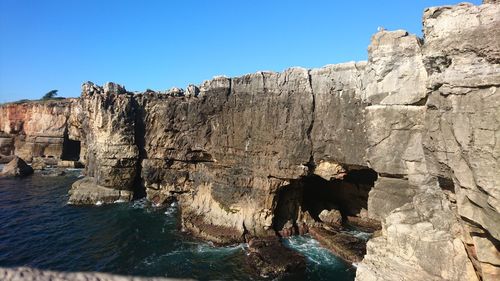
left=272, top=168, right=378, bottom=234
left=61, top=135, right=81, bottom=161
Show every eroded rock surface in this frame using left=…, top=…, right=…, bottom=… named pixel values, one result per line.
left=0, top=99, right=81, bottom=166
left=0, top=156, right=33, bottom=177
left=1, top=1, right=498, bottom=280
left=357, top=3, right=500, bottom=281
left=246, top=237, right=306, bottom=278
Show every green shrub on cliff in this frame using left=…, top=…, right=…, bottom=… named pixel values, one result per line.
left=42, top=90, right=58, bottom=100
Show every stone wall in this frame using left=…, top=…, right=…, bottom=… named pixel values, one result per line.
left=0, top=267, right=190, bottom=281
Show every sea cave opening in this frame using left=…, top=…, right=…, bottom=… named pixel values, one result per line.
left=61, top=136, right=81, bottom=161
left=272, top=167, right=379, bottom=264
left=273, top=167, right=378, bottom=235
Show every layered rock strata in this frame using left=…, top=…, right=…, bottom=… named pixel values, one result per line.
left=0, top=99, right=82, bottom=167
left=0, top=156, right=34, bottom=177
left=1, top=1, right=498, bottom=280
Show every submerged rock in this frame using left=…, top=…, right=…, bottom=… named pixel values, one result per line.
left=346, top=216, right=381, bottom=233
left=0, top=156, right=33, bottom=177
left=309, top=227, right=366, bottom=264
left=39, top=169, right=67, bottom=177
left=246, top=237, right=306, bottom=278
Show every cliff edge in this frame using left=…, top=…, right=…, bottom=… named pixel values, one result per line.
left=1, top=1, right=498, bottom=280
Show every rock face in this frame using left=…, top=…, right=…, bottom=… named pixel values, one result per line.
left=68, top=177, right=133, bottom=204
left=1, top=1, right=498, bottom=280
left=0, top=99, right=83, bottom=167
left=309, top=227, right=367, bottom=264
left=66, top=83, right=139, bottom=204
left=318, top=209, right=343, bottom=228
left=357, top=3, right=500, bottom=281
left=246, top=237, right=306, bottom=277
left=0, top=156, right=33, bottom=177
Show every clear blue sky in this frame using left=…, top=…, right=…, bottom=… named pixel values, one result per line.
left=0, top=0, right=481, bottom=103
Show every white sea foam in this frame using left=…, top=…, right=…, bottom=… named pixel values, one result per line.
left=66, top=168, right=84, bottom=172
left=163, top=201, right=179, bottom=216
left=194, top=242, right=246, bottom=255
left=344, top=229, right=372, bottom=241
left=113, top=199, right=127, bottom=203
left=164, top=208, right=175, bottom=216
left=95, top=200, right=103, bottom=206
left=132, top=198, right=148, bottom=209
left=283, top=235, right=341, bottom=265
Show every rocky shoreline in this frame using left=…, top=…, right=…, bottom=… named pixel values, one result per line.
left=1, top=1, right=499, bottom=280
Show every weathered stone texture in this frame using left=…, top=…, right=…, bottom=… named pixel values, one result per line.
left=0, top=267, right=191, bottom=281
left=358, top=3, right=500, bottom=281
left=1, top=1, right=498, bottom=280
left=0, top=156, right=34, bottom=177
left=0, top=100, right=77, bottom=164
left=74, top=82, right=139, bottom=194
left=364, top=30, right=427, bottom=105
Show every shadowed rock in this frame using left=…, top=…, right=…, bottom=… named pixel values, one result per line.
left=246, top=237, right=306, bottom=278
left=1, top=156, right=33, bottom=177
left=309, top=227, right=366, bottom=264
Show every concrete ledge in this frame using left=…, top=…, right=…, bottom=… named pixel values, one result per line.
left=0, top=267, right=193, bottom=281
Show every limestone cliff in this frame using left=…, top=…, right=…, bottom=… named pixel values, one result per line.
left=0, top=99, right=82, bottom=167
left=1, top=1, right=498, bottom=280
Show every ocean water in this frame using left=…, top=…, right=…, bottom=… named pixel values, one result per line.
left=0, top=171, right=355, bottom=280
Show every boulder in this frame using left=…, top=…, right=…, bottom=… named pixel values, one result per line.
left=31, top=157, right=46, bottom=170
left=246, top=237, right=306, bottom=278
left=346, top=216, right=381, bottom=233
left=68, top=177, right=133, bottom=205
left=309, top=227, right=366, bottom=264
left=318, top=209, right=343, bottom=228
left=0, top=156, right=33, bottom=177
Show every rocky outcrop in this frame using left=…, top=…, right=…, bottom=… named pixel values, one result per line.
left=66, top=83, right=139, bottom=204
left=422, top=4, right=500, bottom=280
left=2, top=1, right=498, bottom=280
left=246, top=237, right=306, bottom=277
left=0, top=99, right=82, bottom=167
left=0, top=156, right=33, bottom=177
left=68, top=177, right=133, bottom=204
left=310, top=227, right=367, bottom=264
left=357, top=3, right=500, bottom=281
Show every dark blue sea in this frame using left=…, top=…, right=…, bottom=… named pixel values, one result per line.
left=0, top=169, right=355, bottom=280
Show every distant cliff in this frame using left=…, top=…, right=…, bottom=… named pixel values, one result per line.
left=1, top=2, right=498, bottom=281
left=0, top=99, right=81, bottom=166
